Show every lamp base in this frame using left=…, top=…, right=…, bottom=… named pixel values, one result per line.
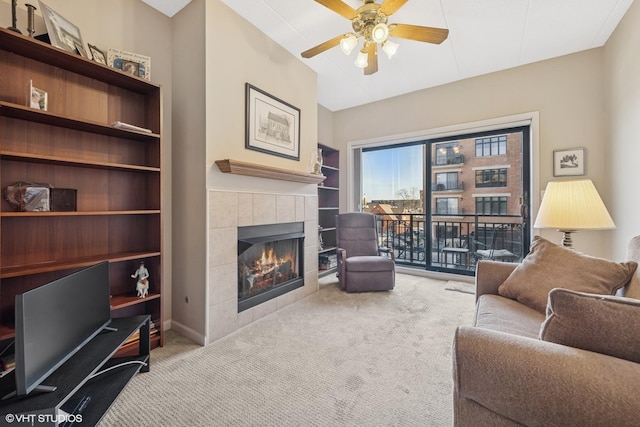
left=559, top=230, right=576, bottom=249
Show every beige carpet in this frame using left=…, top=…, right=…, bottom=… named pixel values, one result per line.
left=100, top=273, right=475, bottom=426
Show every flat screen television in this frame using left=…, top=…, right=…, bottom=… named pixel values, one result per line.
left=12, top=261, right=112, bottom=398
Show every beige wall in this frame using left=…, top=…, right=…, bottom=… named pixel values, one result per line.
left=0, top=0, right=174, bottom=326
left=171, top=0, right=207, bottom=339
left=605, top=0, right=640, bottom=260
left=331, top=48, right=612, bottom=258
left=205, top=2, right=318, bottom=192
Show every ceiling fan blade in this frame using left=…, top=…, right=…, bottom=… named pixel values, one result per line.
left=301, top=34, right=346, bottom=58
left=389, top=23, right=449, bottom=44
left=380, top=0, right=408, bottom=16
left=315, top=0, right=358, bottom=20
left=365, top=43, right=378, bottom=75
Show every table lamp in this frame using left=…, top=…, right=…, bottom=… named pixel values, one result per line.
left=534, top=179, right=615, bottom=248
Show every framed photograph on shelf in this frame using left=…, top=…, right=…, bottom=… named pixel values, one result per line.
left=28, top=80, right=48, bottom=111
left=245, top=83, right=300, bottom=161
left=38, top=1, right=85, bottom=56
left=88, top=44, right=107, bottom=64
left=107, top=48, right=151, bottom=80
left=553, top=147, right=586, bottom=177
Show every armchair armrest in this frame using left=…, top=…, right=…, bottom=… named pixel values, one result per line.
left=475, top=260, right=517, bottom=302
left=453, top=326, right=640, bottom=427
left=378, top=246, right=395, bottom=261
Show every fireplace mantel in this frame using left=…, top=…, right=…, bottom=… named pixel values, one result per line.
left=215, top=159, right=326, bottom=184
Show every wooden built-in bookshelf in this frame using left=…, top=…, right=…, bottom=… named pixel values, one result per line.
left=318, top=144, right=339, bottom=276
left=0, top=28, right=163, bottom=353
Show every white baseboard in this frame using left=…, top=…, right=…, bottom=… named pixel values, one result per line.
left=169, top=320, right=206, bottom=346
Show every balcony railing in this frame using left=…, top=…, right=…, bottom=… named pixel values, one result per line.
left=432, top=182, right=465, bottom=192
left=433, top=154, right=464, bottom=166
left=374, top=213, right=524, bottom=275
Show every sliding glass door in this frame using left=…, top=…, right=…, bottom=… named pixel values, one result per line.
left=357, top=126, right=531, bottom=276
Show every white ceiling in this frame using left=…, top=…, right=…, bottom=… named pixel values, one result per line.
left=144, top=0, right=633, bottom=112
left=140, top=0, right=192, bottom=17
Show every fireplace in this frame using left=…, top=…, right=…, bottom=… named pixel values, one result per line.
left=237, top=222, right=304, bottom=312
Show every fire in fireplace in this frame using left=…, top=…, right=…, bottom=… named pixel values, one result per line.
left=237, top=222, right=304, bottom=312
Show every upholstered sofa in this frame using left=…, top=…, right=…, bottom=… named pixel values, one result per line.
left=453, top=236, right=640, bottom=426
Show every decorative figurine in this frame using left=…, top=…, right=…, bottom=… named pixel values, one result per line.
left=313, top=148, right=323, bottom=175
left=131, top=261, right=149, bottom=298
left=7, top=0, right=22, bottom=33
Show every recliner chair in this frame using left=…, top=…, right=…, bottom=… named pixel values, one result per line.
left=335, top=212, right=395, bottom=292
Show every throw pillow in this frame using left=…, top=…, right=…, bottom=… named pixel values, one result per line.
left=497, top=236, right=637, bottom=313
left=540, top=288, right=640, bottom=363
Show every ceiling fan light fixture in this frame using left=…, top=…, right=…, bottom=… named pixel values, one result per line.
left=340, top=34, right=358, bottom=55
left=382, top=39, right=399, bottom=59
left=355, top=49, right=368, bottom=68
left=371, top=22, right=389, bottom=43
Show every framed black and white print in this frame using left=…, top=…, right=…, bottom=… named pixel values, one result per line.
left=553, top=147, right=586, bottom=176
left=245, top=83, right=300, bottom=161
left=39, top=1, right=85, bottom=56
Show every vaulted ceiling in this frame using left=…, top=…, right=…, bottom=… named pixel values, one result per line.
left=143, top=0, right=634, bottom=112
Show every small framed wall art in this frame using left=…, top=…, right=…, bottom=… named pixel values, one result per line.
left=245, top=83, right=300, bottom=161
left=553, top=147, right=586, bottom=177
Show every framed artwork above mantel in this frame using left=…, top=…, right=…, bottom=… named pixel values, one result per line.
left=245, top=83, right=300, bottom=161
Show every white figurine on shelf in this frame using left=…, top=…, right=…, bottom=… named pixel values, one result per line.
left=132, top=261, right=149, bottom=298
left=311, top=148, right=323, bottom=175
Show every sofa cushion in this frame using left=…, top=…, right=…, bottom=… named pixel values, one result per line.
left=540, top=288, right=640, bottom=363
left=474, top=294, right=545, bottom=339
left=497, top=236, right=637, bottom=313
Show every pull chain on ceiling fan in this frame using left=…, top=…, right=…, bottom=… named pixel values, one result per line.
left=301, top=0, right=449, bottom=75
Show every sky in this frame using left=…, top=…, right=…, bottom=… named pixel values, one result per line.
left=362, top=145, right=424, bottom=201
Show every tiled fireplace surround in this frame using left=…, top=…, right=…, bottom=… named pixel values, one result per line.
left=207, top=189, right=319, bottom=343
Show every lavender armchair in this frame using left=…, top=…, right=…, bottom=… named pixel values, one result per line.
left=335, top=212, right=395, bottom=292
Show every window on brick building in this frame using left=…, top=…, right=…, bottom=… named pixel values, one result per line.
left=475, top=135, right=507, bottom=157
left=475, top=168, right=507, bottom=188
left=475, top=196, right=508, bottom=215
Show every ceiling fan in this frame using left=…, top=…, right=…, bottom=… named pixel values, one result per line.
left=301, top=0, right=449, bottom=75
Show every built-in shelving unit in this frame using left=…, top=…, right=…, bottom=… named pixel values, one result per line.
left=0, top=28, right=163, bottom=353
left=318, top=144, right=339, bottom=277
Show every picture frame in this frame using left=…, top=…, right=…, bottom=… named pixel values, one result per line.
left=553, top=147, right=586, bottom=177
left=245, top=83, right=300, bottom=161
left=28, top=80, right=48, bottom=111
left=74, top=42, right=87, bottom=58
left=107, top=48, right=151, bottom=80
left=88, top=44, right=107, bottom=64
left=38, top=1, right=85, bottom=56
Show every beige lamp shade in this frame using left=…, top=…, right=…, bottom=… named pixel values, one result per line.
left=534, top=179, right=614, bottom=248
left=534, top=179, right=615, bottom=231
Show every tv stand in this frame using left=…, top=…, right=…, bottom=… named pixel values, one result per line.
left=0, top=316, right=150, bottom=426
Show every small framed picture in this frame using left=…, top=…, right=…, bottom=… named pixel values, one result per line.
left=107, top=48, right=151, bottom=80
left=38, top=1, right=85, bottom=56
left=28, top=80, right=48, bottom=111
left=74, top=42, right=87, bottom=58
left=553, top=147, right=585, bottom=177
left=88, top=44, right=107, bottom=64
